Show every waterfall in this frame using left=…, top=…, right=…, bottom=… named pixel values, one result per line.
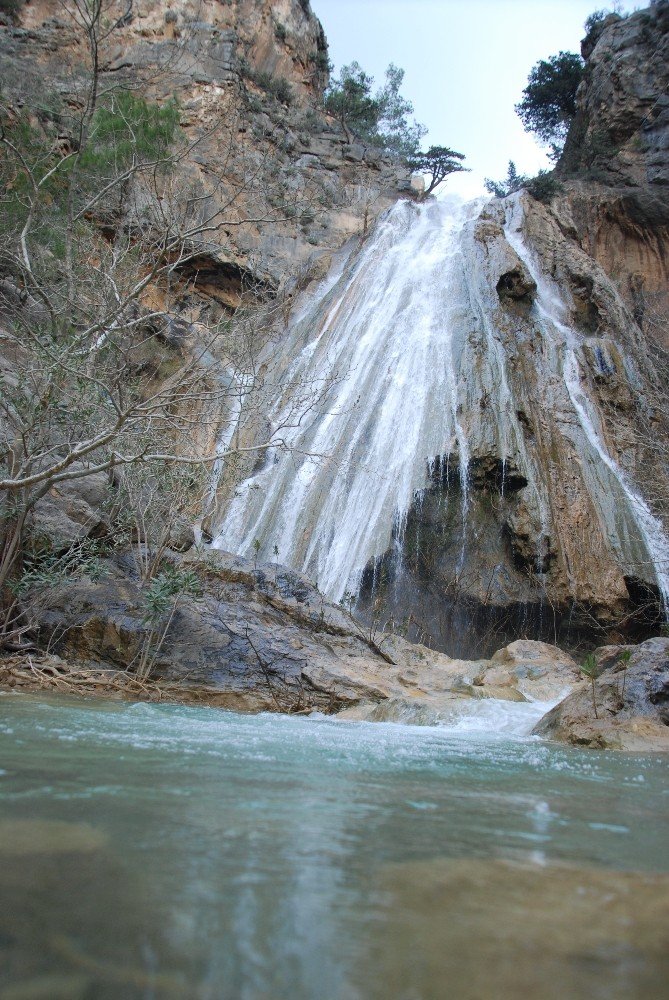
left=214, top=196, right=484, bottom=600
left=213, top=192, right=669, bottom=618
left=504, top=195, right=669, bottom=613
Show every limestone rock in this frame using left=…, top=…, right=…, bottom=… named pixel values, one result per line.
left=27, top=472, right=112, bottom=552
left=483, top=640, right=581, bottom=701
left=532, top=636, right=669, bottom=750
left=27, top=548, right=584, bottom=718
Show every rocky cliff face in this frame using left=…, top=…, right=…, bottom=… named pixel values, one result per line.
left=210, top=3, right=669, bottom=658
left=2, top=0, right=411, bottom=291
left=0, top=0, right=414, bottom=511
left=560, top=0, right=669, bottom=349
left=2, top=0, right=668, bottom=675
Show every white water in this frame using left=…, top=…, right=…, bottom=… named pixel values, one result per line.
left=504, top=196, right=669, bottom=612
left=214, top=193, right=669, bottom=614
left=214, top=196, right=486, bottom=600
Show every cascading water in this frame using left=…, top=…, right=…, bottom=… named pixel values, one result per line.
left=214, top=196, right=486, bottom=601
left=213, top=191, right=669, bottom=625
left=504, top=195, right=669, bottom=614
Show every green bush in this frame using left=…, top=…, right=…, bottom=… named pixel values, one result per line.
left=82, top=91, right=181, bottom=177
left=142, top=565, right=201, bottom=626
left=324, top=61, right=426, bottom=158
left=314, top=50, right=331, bottom=73
left=484, top=160, right=527, bottom=198
left=240, top=61, right=293, bottom=106
left=584, top=9, right=609, bottom=34
left=525, top=169, right=563, bottom=202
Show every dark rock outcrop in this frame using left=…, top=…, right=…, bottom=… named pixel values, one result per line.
left=28, top=547, right=581, bottom=717
left=533, top=636, right=669, bottom=750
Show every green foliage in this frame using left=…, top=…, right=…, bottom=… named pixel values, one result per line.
left=240, top=60, right=293, bottom=105
left=324, top=62, right=378, bottom=137
left=580, top=652, right=599, bottom=718
left=8, top=537, right=106, bottom=600
left=0, top=90, right=180, bottom=251
left=274, top=21, right=287, bottom=42
left=314, top=50, right=331, bottom=73
left=484, top=160, right=527, bottom=198
left=525, top=169, right=563, bottom=202
left=376, top=64, right=427, bottom=157
left=515, top=51, right=584, bottom=157
left=409, top=145, right=467, bottom=197
left=484, top=162, right=562, bottom=203
left=324, top=61, right=426, bottom=158
left=580, top=653, right=598, bottom=677
left=584, top=9, right=610, bottom=34
left=0, top=0, right=24, bottom=19
left=142, top=565, right=201, bottom=626
left=82, top=91, right=180, bottom=177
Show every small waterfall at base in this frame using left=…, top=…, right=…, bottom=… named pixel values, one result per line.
left=214, top=196, right=483, bottom=602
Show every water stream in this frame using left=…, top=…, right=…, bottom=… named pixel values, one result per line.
left=214, top=196, right=483, bottom=601
left=1, top=692, right=668, bottom=999
left=214, top=193, right=669, bottom=621
left=504, top=195, right=669, bottom=612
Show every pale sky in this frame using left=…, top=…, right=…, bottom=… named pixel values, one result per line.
left=312, top=0, right=643, bottom=196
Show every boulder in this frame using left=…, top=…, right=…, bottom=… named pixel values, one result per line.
left=483, top=640, right=582, bottom=701
left=28, top=472, right=112, bottom=552
left=532, top=636, right=669, bottom=750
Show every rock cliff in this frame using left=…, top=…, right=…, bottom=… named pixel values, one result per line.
left=560, top=0, right=669, bottom=347
left=2, top=0, right=669, bottom=700
left=209, top=2, right=669, bottom=657
left=2, top=0, right=409, bottom=291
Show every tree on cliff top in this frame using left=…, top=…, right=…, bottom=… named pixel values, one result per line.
left=515, top=51, right=584, bottom=158
left=409, top=146, right=467, bottom=197
left=484, top=161, right=527, bottom=198
left=324, top=61, right=426, bottom=157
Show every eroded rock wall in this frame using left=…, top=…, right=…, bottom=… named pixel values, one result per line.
left=560, top=0, right=669, bottom=348
left=2, top=0, right=410, bottom=291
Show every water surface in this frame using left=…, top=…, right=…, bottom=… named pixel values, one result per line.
left=0, top=693, right=667, bottom=999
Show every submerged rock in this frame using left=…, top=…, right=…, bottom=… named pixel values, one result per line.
left=364, top=858, right=669, bottom=1000
left=0, top=820, right=108, bottom=856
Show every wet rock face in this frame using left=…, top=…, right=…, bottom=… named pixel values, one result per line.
left=352, top=192, right=668, bottom=658
left=355, top=454, right=548, bottom=660
left=355, top=449, right=638, bottom=660
left=496, top=268, right=536, bottom=302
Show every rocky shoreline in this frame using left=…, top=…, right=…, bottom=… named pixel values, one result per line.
left=3, top=547, right=667, bottom=751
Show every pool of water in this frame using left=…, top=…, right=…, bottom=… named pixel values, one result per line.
left=0, top=692, right=667, bottom=999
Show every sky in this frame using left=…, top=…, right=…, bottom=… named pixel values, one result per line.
left=312, top=0, right=642, bottom=197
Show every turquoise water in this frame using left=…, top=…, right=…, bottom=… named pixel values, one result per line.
left=0, top=693, right=668, bottom=999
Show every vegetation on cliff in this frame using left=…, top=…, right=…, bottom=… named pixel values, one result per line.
left=0, top=0, right=342, bottom=655
left=324, top=60, right=426, bottom=156
left=515, top=50, right=584, bottom=160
